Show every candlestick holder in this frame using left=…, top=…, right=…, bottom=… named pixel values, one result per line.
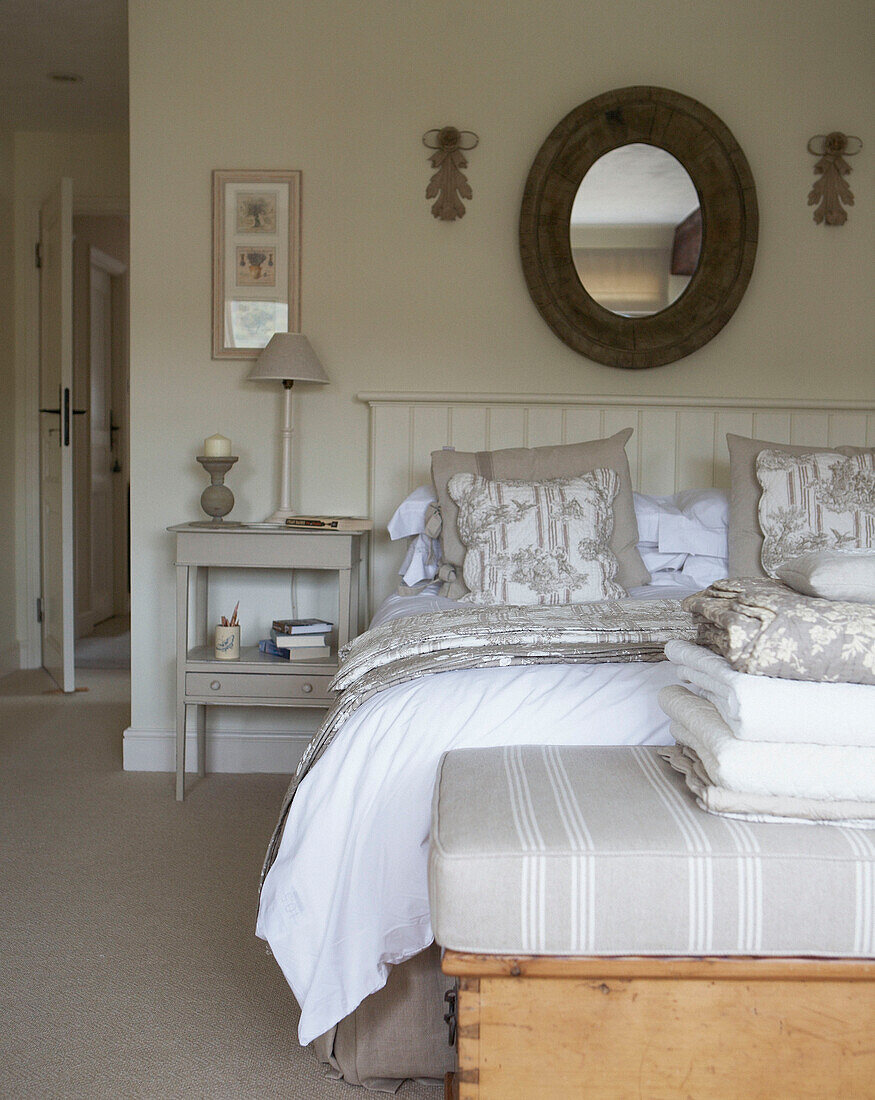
left=195, top=455, right=242, bottom=525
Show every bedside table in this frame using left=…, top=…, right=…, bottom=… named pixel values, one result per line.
left=168, top=523, right=369, bottom=800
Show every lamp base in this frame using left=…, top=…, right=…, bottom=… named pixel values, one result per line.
left=264, top=508, right=298, bottom=525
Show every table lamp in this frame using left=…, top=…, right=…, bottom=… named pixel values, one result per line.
left=248, top=333, right=329, bottom=523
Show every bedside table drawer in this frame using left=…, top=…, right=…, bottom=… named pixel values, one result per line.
left=185, top=671, right=334, bottom=702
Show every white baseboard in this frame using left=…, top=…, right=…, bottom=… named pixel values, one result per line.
left=123, top=726, right=311, bottom=774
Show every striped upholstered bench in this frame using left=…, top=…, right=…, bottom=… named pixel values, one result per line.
left=428, top=745, right=875, bottom=1100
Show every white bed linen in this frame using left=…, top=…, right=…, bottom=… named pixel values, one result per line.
left=256, top=585, right=695, bottom=1045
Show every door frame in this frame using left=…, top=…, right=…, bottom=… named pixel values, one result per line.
left=74, top=245, right=128, bottom=638
left=91, top=245, right=129, bottom=622
left=19, top=197, right=128, bottom=670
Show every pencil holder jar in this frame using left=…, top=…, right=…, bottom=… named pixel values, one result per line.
left=214, top=624, right=241, bottom=660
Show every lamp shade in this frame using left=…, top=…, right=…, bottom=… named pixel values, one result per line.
left=247, top=333, right=329, bottom=384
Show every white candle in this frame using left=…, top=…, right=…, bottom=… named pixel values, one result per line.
left=204, top=433, right=232, bottom=457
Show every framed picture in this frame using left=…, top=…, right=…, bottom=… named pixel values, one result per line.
left=212, top=169, right=301, bottom=359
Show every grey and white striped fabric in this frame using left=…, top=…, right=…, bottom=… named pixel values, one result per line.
left=428, top=746, right=875, bottom=958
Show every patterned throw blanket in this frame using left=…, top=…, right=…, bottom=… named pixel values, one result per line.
left=260, top=599, right=694, bottom=884
left=683, top=577, right=875, bottom=685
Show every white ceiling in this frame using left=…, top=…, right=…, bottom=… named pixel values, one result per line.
left=0, top=0, right=127, bottom=130
left=571, top=143, right=699, bottom=227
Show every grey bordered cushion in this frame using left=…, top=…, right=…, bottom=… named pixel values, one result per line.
left=727, top=434, right=874, bottom=578
left=431, top=429, right=648, bottom=597
left=757, top=450, right=875, bottom=578
left=447, top=471, right=624, bottom=606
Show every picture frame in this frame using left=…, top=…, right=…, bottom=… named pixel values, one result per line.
left=212, top=169, right=302, bottom=359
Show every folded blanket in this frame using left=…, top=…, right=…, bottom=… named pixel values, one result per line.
left=664, top=639, right=875, bottom=746
left=682, top=577, right=875, bottom=685
left=658, top=684, right=875, bottom=800
left=659, top=744, right=875, bottom=827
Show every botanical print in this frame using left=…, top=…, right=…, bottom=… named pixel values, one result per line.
left=447, top=471, right=624, bottom=605
left=213, top=170, right=300, bottom=358
left=236, top=191, right=277, bottom=233
left=236, top=247, right=277, bottom=286
left=756, top=450, right=875, bottom=576
left=227, top=299, right=288, bottom=349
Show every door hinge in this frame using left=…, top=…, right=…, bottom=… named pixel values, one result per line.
left=35, top=241, right=42, bottom=269
left=36, top=597, right=43, bottom=623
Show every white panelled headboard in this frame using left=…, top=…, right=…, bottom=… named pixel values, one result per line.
left=358, top=392, right=875, bottom=613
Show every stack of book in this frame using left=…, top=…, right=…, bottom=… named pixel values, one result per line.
left=258, top=618, right=333, bottom=661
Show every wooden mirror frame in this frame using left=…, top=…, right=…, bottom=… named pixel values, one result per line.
left=519, top=87, right=758, bottom=369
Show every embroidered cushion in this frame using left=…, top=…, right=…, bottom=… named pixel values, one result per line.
left=726, top=434, right=873, bottom=578
left=446, top=471, right=624, bottom=606
left=432, top=430, right=648, bottom=597
left=756, top=450, right=875, bottom=577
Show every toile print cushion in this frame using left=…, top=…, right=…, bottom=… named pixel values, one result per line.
left=446, top=471, right=625, bottom=605
left=756, top=450, right=875, bottom=577
left=431, top=430, right=649, bottom=594
left=726, top=433, right=873, bottom=578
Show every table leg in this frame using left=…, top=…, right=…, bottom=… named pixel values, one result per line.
left=350, top=550, right=362, bottom=638
left=196, top=704, right=206, bottom=777
left=337, top=568, right=352, bottom=648
left=176, top=700, right=186, bottom=801
left=176, top=562, right=190, bottom=800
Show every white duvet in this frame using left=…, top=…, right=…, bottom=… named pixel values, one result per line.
left=256, top=585, right=692, bottom=1045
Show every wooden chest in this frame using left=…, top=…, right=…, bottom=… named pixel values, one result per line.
left=442, top=951, right=875, bottom=1100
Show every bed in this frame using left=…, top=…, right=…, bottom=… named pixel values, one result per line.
left=256, top=393, right=875, bottom=1092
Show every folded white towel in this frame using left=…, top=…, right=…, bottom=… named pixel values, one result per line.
left=659, top=744, right=875, bottom=827
left=664, top=639, right=875, bottom=746
left=658, top=684, right=875, bottom=800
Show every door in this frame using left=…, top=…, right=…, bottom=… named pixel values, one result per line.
left=89, top=263, right=114, bottom=622
left=39, top=178, right=76, bottom=692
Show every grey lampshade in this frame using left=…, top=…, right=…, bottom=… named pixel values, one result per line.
left=247, top=333, right=329, bottom=384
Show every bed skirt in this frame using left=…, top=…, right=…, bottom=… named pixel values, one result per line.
left=312, top=944, right=454, bottom=1093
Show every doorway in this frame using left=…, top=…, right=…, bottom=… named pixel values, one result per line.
left=71, top=216, right=130, bottom=670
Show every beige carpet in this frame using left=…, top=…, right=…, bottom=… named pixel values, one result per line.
left=0, top=668, right=435, bottom=1098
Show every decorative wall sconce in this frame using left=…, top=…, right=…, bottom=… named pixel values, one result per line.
left=422, top=126, right=479, bottom=221
left=807, top=132, right=862, bottom=225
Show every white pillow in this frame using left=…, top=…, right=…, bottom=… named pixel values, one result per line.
left=398, top=533, right=441, bottom=586
left=387, top=485, right=437, bottom=540
left=448, top=471, right=624, bottom=606
left=777, top=549, right=875, bottom=604
left=388, top=487, right=442, bottom=586
left=638, top=547, right=688, bottom=574
left=633, top=490, right=729, bottom=556
left=680, top=554, right=729, bottom=587
left=633, top=490, right=729, bottom=584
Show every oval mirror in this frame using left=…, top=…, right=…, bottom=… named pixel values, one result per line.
left=520, top=87, right=758, bottom=368
left=570, top=144, right=700, bottom=317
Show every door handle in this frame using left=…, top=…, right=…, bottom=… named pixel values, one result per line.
left=40, top=389, right=86, bottom=446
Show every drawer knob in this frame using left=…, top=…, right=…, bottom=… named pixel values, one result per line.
left=210, top=680, right=221, bottom=691
left=301, top=682, right=313, bottom=694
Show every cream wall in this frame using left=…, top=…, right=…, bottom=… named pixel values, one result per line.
left=128, top=0, right=874, bottom=768
left=11, top=131, right=129, bottom=668
left=0, top=132, right=16, bottom=673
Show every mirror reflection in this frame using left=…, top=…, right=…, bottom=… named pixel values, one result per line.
left=570, top=143, right=701, bottom=317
